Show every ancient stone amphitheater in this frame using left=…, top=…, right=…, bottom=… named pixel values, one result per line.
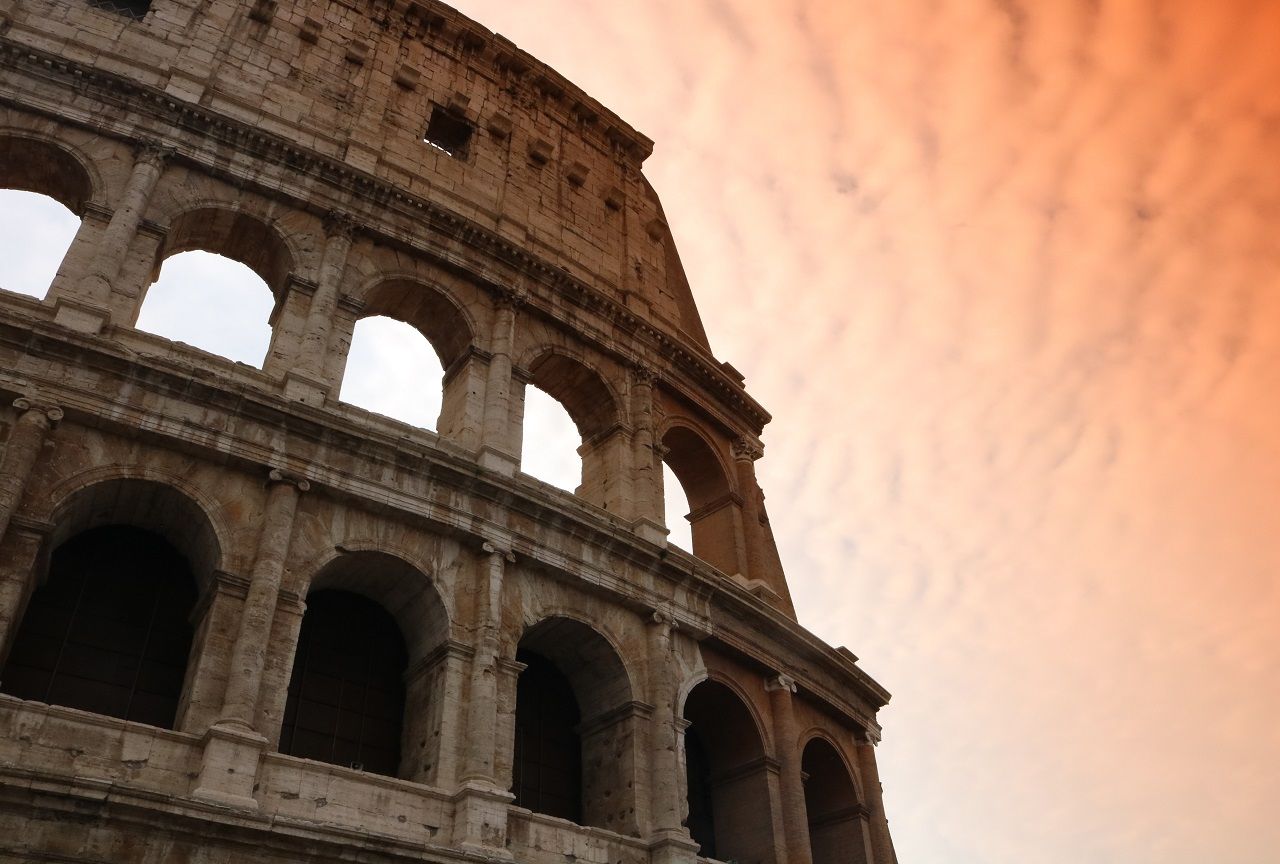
left=0, top=1, right=897, bottom=862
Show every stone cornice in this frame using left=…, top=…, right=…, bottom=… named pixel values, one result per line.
left=0, top=36, right=772, bottom=436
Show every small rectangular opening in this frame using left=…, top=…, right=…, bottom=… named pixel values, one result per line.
left=86, top=0, right=151, bottom=20
left=424, top=106, right=473, bottom=159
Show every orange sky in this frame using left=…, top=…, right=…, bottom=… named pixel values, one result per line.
left=445, top=2, right=1280, bottom=861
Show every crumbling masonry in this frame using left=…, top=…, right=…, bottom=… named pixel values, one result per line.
left=0, top=1, right=897, bottom=862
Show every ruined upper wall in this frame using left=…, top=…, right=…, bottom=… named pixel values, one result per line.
left=0, top=0, right=712, bottom=348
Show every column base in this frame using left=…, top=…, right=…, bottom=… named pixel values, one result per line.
left=190, top=722, right=267, bottom=810
left=450, top=780, right=515, bottom=857
left=282, top=368, right=330, bottom=408
left=632, top=517, right=669, bottom=546
left=477, top=446, right=519, bottom=477
left=648, top=829, right=700, bottom=864
left=52, top=296, right=110, bottom=334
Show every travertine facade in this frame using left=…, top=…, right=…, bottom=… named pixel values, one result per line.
left=0, top=1, right=897, bottom=862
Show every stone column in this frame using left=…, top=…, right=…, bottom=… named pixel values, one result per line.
left=218, top=469, right=308, bottom=728
left=733, top=437, right=794, bottom=614
left=0, top=398, right=62, bottom=546
left=647, top=611, right=683, bottom=833
left=855, top=729, right=898, bottom=864
left=461, top=541, right=509, bottom=784
left=477, top=292, right=522, bottom=474
left=192, top=468, right=307, bottom=810
left=283, top=212, right=356, bottom=405
left=453, top=542, right=516, bottom=853
left=766, top=674, right=812, bottom=864
left=57, top=142, right=170, bottom=333
left=646, top=610, right=699, bottom=864
left=0, top=524, right=46, bottom=674
left=631, top=366, right=667, bottom=543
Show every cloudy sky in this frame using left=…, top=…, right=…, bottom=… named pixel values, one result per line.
left=4, top=1, right=1279, bottom=861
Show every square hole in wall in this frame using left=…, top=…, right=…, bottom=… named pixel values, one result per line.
left=86, top=0, right=151, bottom=20
left=424, top=106, right=474, bottom=159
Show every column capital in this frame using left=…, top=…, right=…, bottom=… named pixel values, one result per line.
left=480, top=539, right=516, bottom=563
left=322, top=209, right=358, bottom=240
left=133, top=139, right=176, bottom=169
left=856, top=725, right=882, bottom=746
left=765, top=673, right=797, bottom=694
left=11, top=398, right=63, bottom=425
left=631, top=363, right=657, bottom=387
left=494, top=287, right=528, bottom=310
left=266, top=467, right=311, bottom=492
left=732, top=435, right=764, bottom=463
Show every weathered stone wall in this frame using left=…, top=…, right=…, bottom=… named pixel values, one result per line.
left=0, top=1, right=898, bottom=862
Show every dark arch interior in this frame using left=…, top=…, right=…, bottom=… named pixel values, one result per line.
left=0, top=136, right=92, bottom=216
left=682, top=679, right=773, bottom=861
left=280, top=590, right=408, bottom=777
left=802, top=737, right=866, bottom=864
left=512, top=648, right=582, bottom=823
left=1, top=525, right=196, bottom=729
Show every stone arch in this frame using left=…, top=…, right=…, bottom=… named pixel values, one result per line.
left=523, top=348, right=622, bottom=442
left=40, top=473, right=226, bottom=594
left=277, top=546, right=454, bottom=782
left=332, top=273, right=480, bottom=436
left=681, top=674, right=781, bottom=863
left=0, top=131, right=99, bottom=216
left=0, top=477, right=221, bottom=731
left=354, top=275, right=478, bottom=371
left=0, top=131, right=102, bottom=300
left=520, top=348, right=628, bottom=510
left=511, top=613, right=641, bottom=834
left=152, top=205, right=297, bottom=298
left=301, top=546, right=451, bottom=663
left=660, top=420, right=743, bottom=575
left=800, top=734, right=870, bottom=864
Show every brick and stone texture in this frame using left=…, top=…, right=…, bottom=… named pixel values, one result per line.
left=0, top=1, right=898, bottom=862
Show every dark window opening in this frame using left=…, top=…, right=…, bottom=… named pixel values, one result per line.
left=424, top=106, right=473, bottom=159
left=684, top=726, right=718, bottom=857
left=512, top=649, right=582, bottom=823
left=0, top=525, right=196, bottom=729
left=280, top=590, right=407, bottom=778
left=86, top=0, right=151, bottom=20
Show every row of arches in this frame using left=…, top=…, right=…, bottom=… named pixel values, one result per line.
left=0, top=172, right=728, bottom=554
left=0, top=477, right=864, bottom=861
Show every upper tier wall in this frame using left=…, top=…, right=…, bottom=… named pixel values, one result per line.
left=2, top=0, right=712, bottom=347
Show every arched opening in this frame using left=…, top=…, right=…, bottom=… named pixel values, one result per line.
left=682, top=679, right=776, bottom=862
left=338, top=315, right=444, bottom=429
left=275, top=550, right=449, bottom=782
left=521, top=386, right=581, bottom=491
left=0, top=525, right=197, bottom=729
left=279, top=590, right=408, bottom=778
left=0, top=136, right=94, bottom=300
left=512, top=617, right=638, bottom=834
left=0, top=191, right=80, bottom=299
left=662, top=426, right=740, bottom=574
left=336, top=279, right=476, bottom=440
left=802, top=738, right=868, bottom=864
left=513, top=649, right=582, bottom=822
left=662, top=462, right=694, bottom=551
left=135, top=251, right=275, bottom=366
left=135, top=208, right=292, bottom=367
left=522, top=352, right=624, bottom=511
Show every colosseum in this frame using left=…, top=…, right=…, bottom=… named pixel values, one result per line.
left=0, top=1, right=897, bottom=862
